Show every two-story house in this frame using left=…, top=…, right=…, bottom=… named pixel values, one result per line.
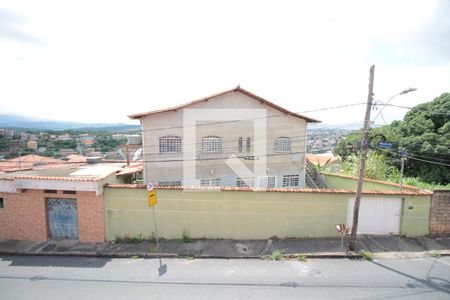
left=129, top=87, right=319, bottom=188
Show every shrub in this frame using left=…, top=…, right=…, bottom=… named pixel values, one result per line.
left=271, top=250, right=283, bottom=261
left=360, top=249, right=374, bottom=261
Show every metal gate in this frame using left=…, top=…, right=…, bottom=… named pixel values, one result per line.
left=48, top=198, right=79, bottom=239
left=347, top=197, right=402, bottom=234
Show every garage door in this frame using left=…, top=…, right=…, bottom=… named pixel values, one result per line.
left=347, top=197, right=402, bottom=234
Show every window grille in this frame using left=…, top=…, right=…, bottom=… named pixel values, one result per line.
left=236, top=177, right=255, bottom=187
left=274, top=137, right=292, bottom=152
left=200, top=179, right=221, bottom=187
left=159, top=136, right=182, bottom=153
left=282, top=174, right=299, bottom=187
left=158, top=181, right=182, bottom=186
left=202, top=136, right=223, bottom=152
left=258, top=176, right=276, bottom=188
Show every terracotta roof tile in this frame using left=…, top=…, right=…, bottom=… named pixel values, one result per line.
left=0, top=154, right=67, bottom=172
left=66, top=154, right=88, bottom=163
left=104, top=183, right=431, bottom=196
left=116, top=163, right=144, bottom=176
left=306, top=154, right=339, bottom=166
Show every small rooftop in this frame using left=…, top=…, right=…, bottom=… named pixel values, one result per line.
left=0, top=163, right=124, bottom=182
left=0, top=154, right=68, bottom=173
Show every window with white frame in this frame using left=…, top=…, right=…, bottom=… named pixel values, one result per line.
left=258, top=176, right=276, bottom=188
left=159, top=136, right=182, bottom=153
left=200, top=179, right=221, bottom=187
left=202, top=136, right=223, bottom=152
left=282, top=175, right=299, bottom=187
left=274, top=137, right=291, bottom=152
left=158, top=181, right=182, bottom=186
left=236, top=177, right=255, bottom=187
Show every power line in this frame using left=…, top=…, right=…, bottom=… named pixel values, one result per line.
left=374, top=146, right=450, bottom=167
left=140, top=151, right=306, bottom=163
left=135, top=102, right=366, bottom=133
left=379, top=104, right=450, bottom=115
left=141, top=134, right=310, bottom=151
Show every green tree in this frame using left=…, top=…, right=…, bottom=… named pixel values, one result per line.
left=394, top=93, right=450, bottom=184
left=334, top=93, right=450, bottom=185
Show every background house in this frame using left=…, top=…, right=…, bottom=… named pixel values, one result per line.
left=129, top=87, right=319, bottom=188
left=0, top=163, right=128, bottom=242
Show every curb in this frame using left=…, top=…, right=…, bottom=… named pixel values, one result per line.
left=1, top=250, right=448, bottom=260
left=0, top=250, right=361, bottom=259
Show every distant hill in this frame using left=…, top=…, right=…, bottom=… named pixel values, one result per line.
left=0, top=114, right=140, bottom=131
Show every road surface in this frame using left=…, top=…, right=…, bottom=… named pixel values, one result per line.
left=0, top=255, right=449, bottom=299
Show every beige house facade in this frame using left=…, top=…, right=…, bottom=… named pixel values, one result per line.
left=129, top=87, right=319, bottom=188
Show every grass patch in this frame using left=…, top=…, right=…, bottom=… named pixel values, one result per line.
left=360, top=249, right=374, bottom=261
left=182, top=230, right=192, bottom=243
left=115, top=234, right=146, bottom=244
left=297, top=255, right=307, bottom=262
left=131, top=255, right=140, bottom=259
left=149, top=246, right=161, bottom=253
left=271, top=250, right=283, bottom=261
left=179, top=251, right=201, bottom=260
left=114, top=233, right=164, bottom=244
left=430, top=252, right=442, bottom=258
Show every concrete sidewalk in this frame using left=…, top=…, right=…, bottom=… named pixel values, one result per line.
left=0, top=235, right=449, bottom=259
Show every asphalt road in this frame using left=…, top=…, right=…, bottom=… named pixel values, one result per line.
left=0, top=255, right=449, bottom=299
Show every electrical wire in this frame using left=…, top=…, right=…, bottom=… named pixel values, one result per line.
left=135, top=103, right=367, bottom=133
left=373, top=146, right=450, bottom=167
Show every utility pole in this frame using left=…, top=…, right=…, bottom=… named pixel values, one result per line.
left=399, top=151, right=407, bottom=191
left=349, top=65, right=375, bottom=251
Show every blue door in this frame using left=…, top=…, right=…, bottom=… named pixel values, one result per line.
left=48, top=198, right=78, bottom=239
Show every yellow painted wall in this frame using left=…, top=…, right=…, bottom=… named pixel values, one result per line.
left=104, top=187, right=430, bottom=240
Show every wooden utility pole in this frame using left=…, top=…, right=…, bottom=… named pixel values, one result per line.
left=349, top=65, right=375, bottom=251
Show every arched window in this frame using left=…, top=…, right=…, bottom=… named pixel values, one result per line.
left=202, top=136, right=223, bottom=152
left=159, top=136, right=182, bottom=153
left=274, top=137, right=291, bottom=152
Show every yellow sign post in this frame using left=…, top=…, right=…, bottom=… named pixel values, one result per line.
left=146, top=182, right=166, bottom=275
left=147, top=190, right=157, bottom=207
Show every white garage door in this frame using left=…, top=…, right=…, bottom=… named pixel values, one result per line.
left=347, top=197, right=402, bottom=234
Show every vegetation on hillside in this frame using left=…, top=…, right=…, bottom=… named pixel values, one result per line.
left=334, top=93, right=450, bottom=187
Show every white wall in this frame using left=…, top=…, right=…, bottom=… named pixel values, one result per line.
left=141, top=91, right=308, bottom=187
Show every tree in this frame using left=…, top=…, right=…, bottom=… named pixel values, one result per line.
left=393, top=93, right=450, bottom=184
left=334, top=93, right=450, bottom=185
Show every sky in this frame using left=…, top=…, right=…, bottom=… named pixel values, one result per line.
left=0, top=0, right=449, bottom=126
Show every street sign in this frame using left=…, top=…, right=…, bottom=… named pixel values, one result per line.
left=378, top=142, right=393, bottom=149
left=148, top=190, right=157, bottom=206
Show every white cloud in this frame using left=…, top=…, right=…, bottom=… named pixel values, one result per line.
left=0, top=0, right=448, bottom=125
